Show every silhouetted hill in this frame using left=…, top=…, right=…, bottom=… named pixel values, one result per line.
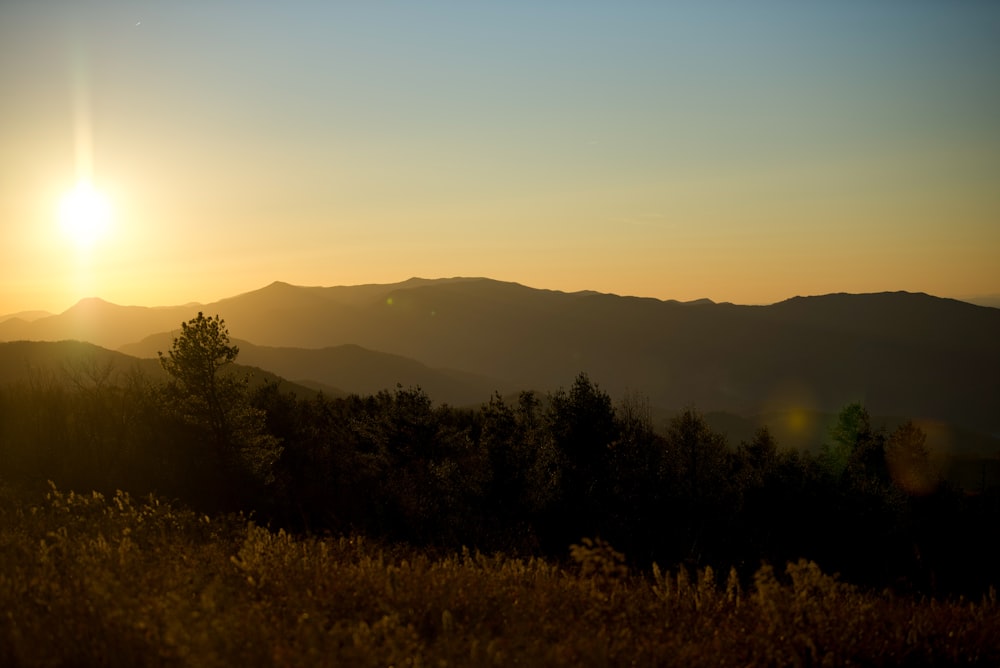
left=5, top=278, right=999, bottom=437
left=0, top=310, right=52, bottom=324
left=0, top=300, right=195, bottom=350
left=121, top=334, right=508, bottom=406
left=0, top=340, right=163, bottom=386
left=0, top=341, right=314, bottom=396
left=768, top=292, right=998, bottom=350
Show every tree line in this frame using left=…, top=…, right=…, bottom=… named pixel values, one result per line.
left=1, top=312, right=997, bottom=595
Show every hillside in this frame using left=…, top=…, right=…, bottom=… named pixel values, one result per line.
left=0, top=310, right=52, bottom=324
left=120, top=333, right=508, bottom=407
left=0, top=340, right=313, bottom=396
left=0, top=300, right=193, bottom=350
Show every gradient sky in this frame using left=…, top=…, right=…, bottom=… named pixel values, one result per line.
left=2, top=1, right=999, bottom=314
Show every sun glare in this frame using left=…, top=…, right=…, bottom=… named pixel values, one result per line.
left=58, top=181, right=111, bottom=248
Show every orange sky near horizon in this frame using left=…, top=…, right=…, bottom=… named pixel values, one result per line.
left=2, top=2, right=999, bottom=315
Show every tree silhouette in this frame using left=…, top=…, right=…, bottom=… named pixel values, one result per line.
left=662, top=408, right=729, bottom=506
left=159, top=313, right=239, bottom=448
left=660, top=408, right=733, bottom=565
left=159, top=312, right=282, bottom=488
left=547, top=374, right=618, bottom=517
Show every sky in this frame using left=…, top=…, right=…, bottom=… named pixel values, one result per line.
left=2, top=1, right=999, bottom=314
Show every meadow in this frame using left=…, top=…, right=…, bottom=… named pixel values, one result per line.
left=2, top=482, right=998, bottom=667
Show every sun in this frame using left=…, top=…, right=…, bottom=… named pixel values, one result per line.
left=58, top=181, right=112, bottom=248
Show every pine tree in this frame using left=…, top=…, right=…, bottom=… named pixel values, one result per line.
left=159, top=312, right=282, bottom=485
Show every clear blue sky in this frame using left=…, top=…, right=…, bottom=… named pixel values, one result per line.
left=2, top=1, right=998, bottom=313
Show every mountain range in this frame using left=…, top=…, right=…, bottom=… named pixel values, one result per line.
left=2, top=277, right=999, bottom=443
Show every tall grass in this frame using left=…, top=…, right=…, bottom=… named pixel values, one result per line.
left=1, top=482, right=998, bottom=666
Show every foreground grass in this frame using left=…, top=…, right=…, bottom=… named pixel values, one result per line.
left=1, top=484, right=998, bottom=666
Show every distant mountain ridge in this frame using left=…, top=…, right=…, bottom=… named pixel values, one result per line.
left=0, top=310, right=53, bottom=324
left=0, top=299, right=194, bottom=350
left=3, top=277, right=999, bottom=436
left=962, top=294, right=1000, bottom=309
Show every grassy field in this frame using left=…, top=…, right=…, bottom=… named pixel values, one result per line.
left=1, top=482, right=998, bottom=667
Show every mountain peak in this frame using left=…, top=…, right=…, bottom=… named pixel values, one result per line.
left=65, top=297, right=115, bottom=313
left=226, top=281, right=310, bottom=301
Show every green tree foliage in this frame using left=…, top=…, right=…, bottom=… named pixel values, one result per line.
left=821, top=401, right=870, bottom=477
left=158, top=313, right=282, bottom=489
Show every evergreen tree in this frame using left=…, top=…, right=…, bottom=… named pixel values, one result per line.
left=159, top=312, right=282, bottom=487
